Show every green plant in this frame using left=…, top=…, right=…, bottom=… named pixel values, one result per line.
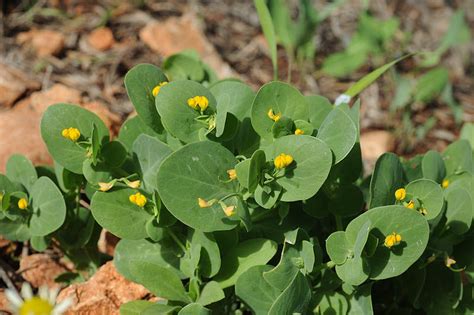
left=388, top=10, right=471, bottom=153
left=322, top=10, right=401, bottom=78
left=255, top=0, right=345, bottom=81
left=1, top=54, right=473, bottom=314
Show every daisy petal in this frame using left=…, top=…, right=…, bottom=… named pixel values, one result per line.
left=49, top=287, right=60, bottom=304
left=21, top=282, right=33, bottom=300
left=38, top=285, right=49, bottom=300
left=52, top=297, right=73, bottom=315
left=5, top=289, right=23, bottom=308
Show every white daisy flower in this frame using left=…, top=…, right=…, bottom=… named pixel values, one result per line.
left=5, top=282, right=72, bottom=315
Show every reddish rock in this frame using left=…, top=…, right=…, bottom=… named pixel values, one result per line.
left=87, top=27, right=115, bottom=51
left=57, top=261, right=150, bottom=315
left=16, top=29, right=65, bottom=57
left=82, top=101, right=121, bottom=131
left=0, top=62, right=40, bottom=108
left=139, top=13, right=237, bottom=78
left=360, top=130, right=396, bottom=173
left=0, top=289, right=11, bottom=314
left=0, top=84, right=118, bottom=171
left=19, top=254, right=68, bottom=288
left=30, top=84, right=82, bottom=112
left=0, top=97, right=53, bottom=171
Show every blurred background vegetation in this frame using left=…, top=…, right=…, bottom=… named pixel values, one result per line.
left=0, top=0, right=473, bottom=157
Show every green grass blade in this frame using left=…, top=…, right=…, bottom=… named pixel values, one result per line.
left=338, top=54, right=414, bottom=105
left=254, top=0, right=278, bottom=80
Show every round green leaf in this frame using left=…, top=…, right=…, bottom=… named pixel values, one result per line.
left=346, top=205, right=429, bottom=280
left=210, top=80, right=255, bottom=138
left=41, top=103, right=109, bottom=174
left=196, top=281, right=225, bottom=306
left=29, top=177, right=66, bottom=236
left=142, top=305, right=181, bottom=315
left=157, top=141, right=239, bottom=232
left=313, top=291, right=349, bottom=315
left=31, top=235, right=49, bottom=251
left=155, top=80, right=217, bottom=143
left=90, top=188, right=153, bottom=239
left=235, top=150, right=266, bottom=193
left=178, top=304, right=210, bottom=315
left=0, top=219, right=30, bottom=241
left=445, top=187, right=472, bottom=235
left=254, top=182, right=282, bottom=209
left=163, top=53, right=205, bottom=81
left=265, top=135, right=332, bottom=201
left=132, top=134, right=172, bottom=192
left=214, top=238, right=277, bottom=288
left=317, top=107, right=357, bottom=164
left=326, top=231, right=350, bottom=265
left=119, top=301, right=155, bottom=315
left=124, top=64, right=168, bottom=132
left=129, top=261, right=191, bottom=303
left=114, top=238, right=184, bottom=281
left=118, top=115, right=163, bottom=150
left=443, top=139, right=473, bottom=176
left=460, top=123, right=474, bottom=149
left=306, top=95, right=333, bottom=130
left=189, top=230, right=221, bottom=278
left=335, top=256, right=370, bottom=286
left=267, top=272, right=312, bottom=315
left=251, top=82, right=309, bottom=140
left=6, top=154, right=37, bottom=192
left=422, top=150, right=446, bottom=183
left=369, top=153, right=405, bottom=208
left=236, top=265, right=280, bottom=315
left=406, top=179, right=444, bottom=220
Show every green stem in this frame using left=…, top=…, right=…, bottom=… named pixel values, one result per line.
left=75, top=186, right=81, bottom=217
left=325, top=261, right=336, bottom=269
left=251, top=208, right=274, bottom=223
left=168, top=229, right=186, bottom=252
left=219, top=193, right=242, bottom=202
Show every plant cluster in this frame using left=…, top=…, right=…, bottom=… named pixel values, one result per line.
left=0, top=54, right=473, bottom=314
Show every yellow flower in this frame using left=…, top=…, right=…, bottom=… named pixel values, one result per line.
left=227, top=169, right=237, bottom=180
left=384, top=232, right=402, bottom=248
left=127, top=180, right=141, bottom=189
left=152, top=82, right=168, bottom=97
left=405, top=200, right=415, bottom=209
left=294, top=129, right=304, bottom=135
left=198, top=198, right=210, bottom=208
left=267, top=109, right=281, bottom=122
left=61, top=127, right=81, bottom=142
left=223, top=205, right=235, bottom=217
left=18, top=198, right=28, bottom=210
left=98, top=182, right=113, bottom=192
left=419, top=207, right=428, bottom=216
left=394, top=188, right=406, bottom=201
left=445, top=256, right=456, bottom=268
left=442, top=179, right=449, bottom=189
left=129, top=192, right=147, bottom=207
left=274, top=153, right=294, bottom=169
left=187, top=96, right=209, bottom=111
